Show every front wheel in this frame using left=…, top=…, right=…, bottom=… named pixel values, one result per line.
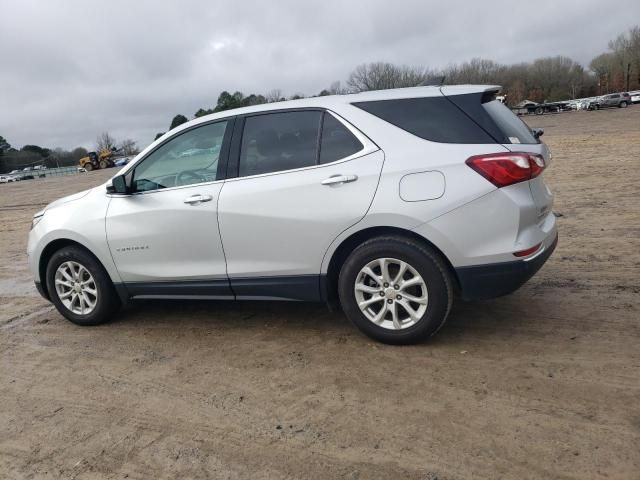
left=46, top=246, right=120, bottom=326
left=338, top=236, right=453, bottom=344
left=619, top=101, right=628, bottom=108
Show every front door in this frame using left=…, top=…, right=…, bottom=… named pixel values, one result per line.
left=106, top=119, right=233, bottom=298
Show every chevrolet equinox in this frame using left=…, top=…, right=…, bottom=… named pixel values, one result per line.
left=28, top=85, right=557, bottom=344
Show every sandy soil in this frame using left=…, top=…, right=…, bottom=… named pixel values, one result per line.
left=1, top=107, right=639, bottom=479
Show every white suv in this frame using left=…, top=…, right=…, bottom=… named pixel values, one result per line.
left=27, top=85, right=557, bottom=344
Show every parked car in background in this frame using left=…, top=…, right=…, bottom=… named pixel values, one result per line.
left=588, top=92, right=631, bottom=110
left=28, top=85, right=557, bottom=344
left=22, top=167, right=35, bottom=180
left=630, top=91, right=640, bottom=104
left=0, top=175, right=18, bottom=183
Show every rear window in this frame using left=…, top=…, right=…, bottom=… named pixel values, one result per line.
left=355, top=93, right=540, bottom=145
left=352, top=97, right=495, bottom=144
left=480, top=100, right=538, bottom=145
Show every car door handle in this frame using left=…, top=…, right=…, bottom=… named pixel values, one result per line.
left=321, top=174, right=358, bottom=186
left=183, top=194, right=213, bottom=205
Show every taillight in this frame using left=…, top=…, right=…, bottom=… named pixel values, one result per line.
left=466, top=153, right=545, bottom=188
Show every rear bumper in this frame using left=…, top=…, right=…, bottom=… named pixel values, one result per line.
left=455, top=233, right=558, bottom=301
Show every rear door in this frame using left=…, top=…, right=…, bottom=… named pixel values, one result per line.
left=218, top=109, right=381, bottom=300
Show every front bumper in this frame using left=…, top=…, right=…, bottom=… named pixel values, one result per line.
left=34, top=281, right=49, bottom=301
left=454, top=233, right=558, bottom=301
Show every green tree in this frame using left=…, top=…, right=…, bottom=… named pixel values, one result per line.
left=0, top=135, right=10, bottom=153
left=21, top=144, right=50, bottom=157
left=154, top=132, right=165, bottom=141
left=169, top=114, right=188, bottom=130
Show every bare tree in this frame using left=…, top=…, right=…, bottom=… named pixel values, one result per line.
left=96, top=132, right=116, bottom=152
left=265, top=89, right=284, bottom=103
left=119, top=138, right=139, bottom=157
left=346, top=62, right=432, bottom=92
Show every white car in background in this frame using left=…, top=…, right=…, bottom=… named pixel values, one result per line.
left=630, top=91, right=640, bottom=104
left=27, top=85, right=557, bottom=344
left=0, top=175, right=17, bottom=183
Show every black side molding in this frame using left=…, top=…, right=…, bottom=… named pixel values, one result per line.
left=230, top=275, right=323, bottom=302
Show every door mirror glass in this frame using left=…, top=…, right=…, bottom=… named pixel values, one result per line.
left=107, top=174, right=128, bottom=194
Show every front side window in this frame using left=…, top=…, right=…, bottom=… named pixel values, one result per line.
left=239, top=111, right=321, bottom=177
left=133, top=121, right=228, bottom=192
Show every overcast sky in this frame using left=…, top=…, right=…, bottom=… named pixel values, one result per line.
left=1, top=0, right=638, bottom=151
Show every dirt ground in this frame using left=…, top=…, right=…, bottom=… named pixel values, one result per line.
left=1, top=107, right=639, bottom=479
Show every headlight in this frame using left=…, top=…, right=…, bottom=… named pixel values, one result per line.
left=31, top=211, right=45, bottom=230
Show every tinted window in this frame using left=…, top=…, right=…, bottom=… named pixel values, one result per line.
left=481, top=100, right=538, bottom=144
left=133, top=121, right=227, bottom=192
left=610, top=94, right=620, bottom=99
left=319, top=113, right=363, bottom=164
left=353, top=97, right=495, bottom=144
left=239, top=111, right=321, bottom=177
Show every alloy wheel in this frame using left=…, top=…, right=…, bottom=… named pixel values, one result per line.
left=54, top=261, right=98, bottom=315
left=354, top=257, right=428, bottom=330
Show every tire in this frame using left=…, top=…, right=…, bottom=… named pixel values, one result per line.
left=619, top=101, right=628, bottom=108
left=338, top=236, right=453, bottom=344
left=45, top=246, right=120, bottom=326
left=99, top=160, right=108, bottom=169
left=84, top=163, right=94, bottom=171
left=534, top=106, right=543, bottom=115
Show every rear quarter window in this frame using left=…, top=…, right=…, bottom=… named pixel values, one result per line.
left=352, top=97, right=496, bottom=144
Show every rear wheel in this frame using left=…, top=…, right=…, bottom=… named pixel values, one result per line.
left=84, top=163, right=93, bottom=171
left=620, top=101, right=628, bottom=108
left=99, top=160, right=108, bottom=169
left=46, top=246, right=120, bottom=326
left=338, top=236, right=452, bottom=344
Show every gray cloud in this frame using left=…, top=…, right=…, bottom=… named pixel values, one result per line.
left=1, top=0, right=638, bottom=150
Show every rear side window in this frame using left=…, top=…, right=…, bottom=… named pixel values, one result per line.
left=239, top=111, right=321, bottom=177
left=320, top=113, right=363, bottom=164
left=353, top=97, right=496, bottom=144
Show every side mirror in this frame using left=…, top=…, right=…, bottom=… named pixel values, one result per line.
left=532, top=128, right=544, bottom=140
left=106, top=174, right=129, bottom=194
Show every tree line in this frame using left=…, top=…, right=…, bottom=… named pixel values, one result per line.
left=2, top=25, right=637, bottom=172
left=0, top=132, right=139, bottom=174
left=160, top=25, right=639, bottom=137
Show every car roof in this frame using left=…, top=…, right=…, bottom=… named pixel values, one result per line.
left=169, top=84, right=500, bottom=132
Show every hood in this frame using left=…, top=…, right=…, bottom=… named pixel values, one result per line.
left=45, top=188, right=93, bottom=211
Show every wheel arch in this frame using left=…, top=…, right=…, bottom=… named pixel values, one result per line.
left=38, top=238, right=114, bottom=300
left=323, top=226, right=459, bottom=305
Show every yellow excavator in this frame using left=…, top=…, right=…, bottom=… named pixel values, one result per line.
left=79, top=147, right=121, bottom=171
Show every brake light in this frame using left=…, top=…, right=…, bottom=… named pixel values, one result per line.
left=466, top=153, right=545, bottom=188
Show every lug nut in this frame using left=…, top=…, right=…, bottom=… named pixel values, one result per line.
left=383, top=283, right=389, bottom=287
left=394, top=284, right=399, bottom=290
left=379, top=291, right=385, bottom=296
left=396, top=295, right=402, bottom=300
left=387, top=299, right=393, bottom=304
